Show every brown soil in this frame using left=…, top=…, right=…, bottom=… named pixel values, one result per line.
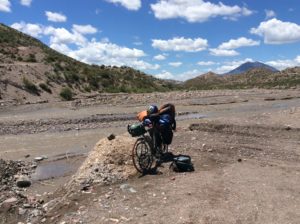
left=0, top=89, right=300, bottom=224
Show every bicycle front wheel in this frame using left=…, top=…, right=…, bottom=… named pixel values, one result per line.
left=132, top=137, right=154, bottom=173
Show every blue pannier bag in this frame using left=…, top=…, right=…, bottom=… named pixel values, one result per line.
left=159, top=114, right=171, bottom=126
left=159, top=114, right=173, bottom=145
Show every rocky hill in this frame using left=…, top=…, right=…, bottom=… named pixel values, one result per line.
left=0, top=23, right=176, bottom=104
left=183, top=67, right=300, bottom=90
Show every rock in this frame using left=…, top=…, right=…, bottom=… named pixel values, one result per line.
left=23, top=203, right=31, bottom=208
left=81, top=184, right=91, bottom=191
left=237, top=158, right=242, bottom=162
left=18, top=207, right=27, bottom=215
left=16, top=176, right=31, bottom=188
left=0, top=197, right=18, bottom=211
left=31, top=208, right=42, bottom=217
left=120, top=184, right=137, bottom=193
left=34, top=157, right=44, bottom=162
left=3, top=197, right=18, bottom=204
left=42, top=198, right=60, bottom=212
left=285, top=125, right=292, bottom=130
left=25, top=154, right=30, bottom=158
left=107, top=134, right=116, bottom=141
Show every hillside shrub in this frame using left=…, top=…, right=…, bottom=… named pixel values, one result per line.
left=64, top=73, right=80, bottom=83
left=26, top=54, right=37, bottom=63
left=59, top=87, right=73, bottom=101
left=22, top=77, right=39, bottom=95
left=39, top=83, right=52, bottom=93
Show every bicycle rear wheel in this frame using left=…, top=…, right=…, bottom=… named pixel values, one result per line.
left=132, top=137, right=154, bottom=173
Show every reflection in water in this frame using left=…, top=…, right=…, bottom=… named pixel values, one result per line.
left=31, top=159, right=80, bottom=181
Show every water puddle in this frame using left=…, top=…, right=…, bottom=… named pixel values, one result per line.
left=31, top=157, right=84, bottom=181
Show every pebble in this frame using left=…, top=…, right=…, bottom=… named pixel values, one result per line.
left=16, top=176, right=31, bottom=188
left=34, top=157, right=44, bottom=162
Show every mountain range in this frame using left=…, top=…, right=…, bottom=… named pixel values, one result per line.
left=0, top=23, right=299, bottom=104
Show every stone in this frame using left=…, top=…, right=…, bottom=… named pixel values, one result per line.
left=107, top=134, right=116, bottom=141
left=23, top=203, right=31, bottom=208
left=18, top=207, right=27, bottom=215
left=16, top=176, right=31, bottom=188
left=3, top=197, right=18, bottom=204
left=0, top=197, right=18, bottom=212
left=34, top=157, right=44, bottom=162
left=285, top=125, right=292, bottom=130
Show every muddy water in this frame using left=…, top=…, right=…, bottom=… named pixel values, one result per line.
left=0, top=127, right=126, bottom=160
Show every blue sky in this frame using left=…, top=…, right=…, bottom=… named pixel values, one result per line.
left=1, top=0, right=300, bottom=80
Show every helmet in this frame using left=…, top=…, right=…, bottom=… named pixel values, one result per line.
left=147, top=105, right=158, bottom=115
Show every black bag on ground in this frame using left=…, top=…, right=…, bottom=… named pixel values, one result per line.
left=170, top=155, right=194, bottom=172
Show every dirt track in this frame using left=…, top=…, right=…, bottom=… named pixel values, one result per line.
left=0, top=89, right=300, bottom=223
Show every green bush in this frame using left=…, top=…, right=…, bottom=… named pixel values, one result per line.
left=22, top=77, right=39, bottom=95
left=39, top=83, right=52, bottom=93
left=64, top=73, right=80, bottom=83
left=26, top=53, right=37, bottom=62
left=59, top=87, right=73, bottom=101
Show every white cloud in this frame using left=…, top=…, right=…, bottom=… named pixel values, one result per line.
left=266, top=56, right=300, bottom=70
left=265, top=9, right=276, bottom=19
left=250, top=18, right=300, bottom=44
left=0, top=0, right=11, bottom=12
left=150, top=0, right=253, bottom=23
left=106, top=0, right=141, bottom=11
left=154, top=54, right=166, bottom=60
left=210, top=37, right=259, bottom=57
left=11, top=22, right=43, bottom=38
left=72, top=24, right=98, bottom=34
left=45, top=11, right=67, bottom=22
left=197, top=61, right=216, bottom=66
left=218, top=37, right=260, bottom=50
left=154, top=70, right=175, bottom=80
left=11, top=22, right=156, bottom=71
left=20, top=0, right=32, bottom=7
left=169, top=62, right=182, bottom=67
left=152, top=37, right=208, bottom=52
left=209, top=48, right=239, bottom=57
left=214, top=58, right=254, bottom=74
left=177, top=69, right=201, bottom=81
left=44, top=26, right=87, bottom=46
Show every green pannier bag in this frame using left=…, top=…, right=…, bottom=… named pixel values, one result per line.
left=127, top=123, right=146, bottom=137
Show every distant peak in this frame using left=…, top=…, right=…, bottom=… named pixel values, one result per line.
left=224, top=61, right=278, bottom=75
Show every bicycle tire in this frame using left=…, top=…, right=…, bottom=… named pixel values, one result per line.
left=132, top=137, right=154, bottom=173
